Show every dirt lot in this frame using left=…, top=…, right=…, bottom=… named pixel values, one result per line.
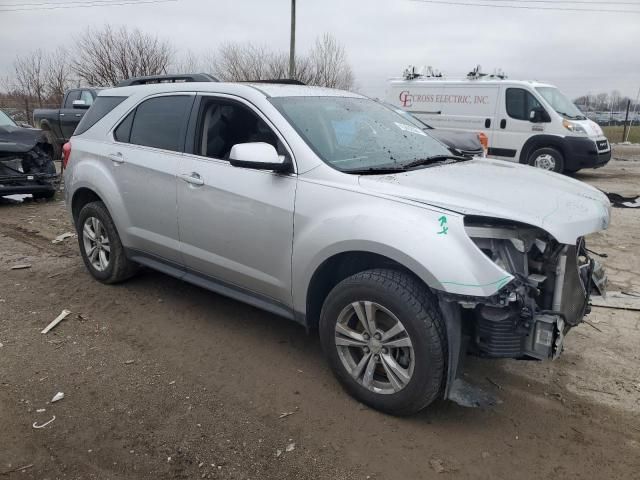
left=1, top=157, right=639, bottom=480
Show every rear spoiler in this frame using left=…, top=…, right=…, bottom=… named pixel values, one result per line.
left=116, top=73, right=218, bottom=87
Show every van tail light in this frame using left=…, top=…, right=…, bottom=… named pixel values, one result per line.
left=62, top=142, right=71, bottom=169
left=477, top=132, right=489, bottom=157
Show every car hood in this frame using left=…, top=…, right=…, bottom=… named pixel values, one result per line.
left=0, top=125, right=47, bottom=155
left=358, top=158, right=611, bottom=244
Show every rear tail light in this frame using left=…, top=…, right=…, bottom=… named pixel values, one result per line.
left=62, top=142, right=71, bottom=169
left=477, top=132, right=489, bottom=157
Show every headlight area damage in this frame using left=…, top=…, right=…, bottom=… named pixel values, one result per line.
left=440, top=216, right=607, bottom=407
left=0, top=126, right=58, bottom=198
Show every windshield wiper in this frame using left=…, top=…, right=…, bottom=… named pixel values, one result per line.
left=343, top=166, right=408, bottom=175
left=403, top=154, right=469, bottom=170
left=557, top=111, right=586, bottom=120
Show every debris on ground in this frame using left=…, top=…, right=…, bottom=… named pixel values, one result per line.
left=276, top=449, right=282, bottom=458
left=10, top=264, right=31, bottom=270
left=124, top=360, right=135, bottom=365
left=36, top=408, right=46, bottom=413
left=41, top=309, right=71, bottom=334
left=592, top=292, right=640, bottom=311
left=604, top=192, right=640, bottom=208
left=50, top=392, right=64, bottom=403
left=0, top=464, right=34, bottom=475
left=285, top=442, right=296, bottom=452
left=278, top=410, right=297, bottom=419
left=51, top=232, right=75, bottom=244
left=429, top=458, right=445, bottom=473
left=32, top=416, right=56, bottom=429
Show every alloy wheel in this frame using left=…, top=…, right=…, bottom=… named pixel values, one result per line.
left=82, top=216, right=110, bottom=272
left=334, top=301, right=415, bottom=394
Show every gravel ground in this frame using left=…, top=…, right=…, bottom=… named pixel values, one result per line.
left=1, top=158, right=639, bottom=479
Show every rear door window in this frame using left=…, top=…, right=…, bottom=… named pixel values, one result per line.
left=75, top=96, right=126, bottom=135
left=127, top=95, right=193, bottom=152
left=63, top=91, right=81, bottom=109
left=80, top=90, right=95, bottom=106
left=506, top=88, right=543, bottom=121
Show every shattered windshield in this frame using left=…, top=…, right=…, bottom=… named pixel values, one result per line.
left=536, top=87, right=586, bottom=120
left=0, top=110, right=17, bottom=127
left=270, top=96, right=451, bottom=172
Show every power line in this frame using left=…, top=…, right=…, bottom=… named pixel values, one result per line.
left=1, top=0, right=150, bottom=6
left=0, top=0, right=178, bottom=12
left=410, top=0, right=640, bottom=13
left=460, top=0, right=640, bottom=4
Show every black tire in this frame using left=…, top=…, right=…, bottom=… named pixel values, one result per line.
left=33, top=190, right=55, bottom=200
left=319, top=269, right=447, bottom=416
left=76, top=201, right=138, bottom=284
left=527, top=147, right=564, bottom=173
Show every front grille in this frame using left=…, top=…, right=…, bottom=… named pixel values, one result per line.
left=596, top=140, right=609, bottom=152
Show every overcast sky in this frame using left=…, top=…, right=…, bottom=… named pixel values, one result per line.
left=1, top=0, right=639, bottom=100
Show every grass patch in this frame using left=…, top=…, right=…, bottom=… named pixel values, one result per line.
left=602, top=126, right=640, bottom=144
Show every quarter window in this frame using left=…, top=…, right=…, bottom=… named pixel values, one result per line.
left=195, top=98, right=286, bottom=160
left=80, top=90, right=94, bottom=106
left=121, top=95, right=192, bottom=152
left=506, top=88, right=544, bottom=121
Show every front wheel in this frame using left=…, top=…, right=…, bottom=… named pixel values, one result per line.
left=319, top=269, right=447, bottom=416
left=528, top=147, right=564, bottom=173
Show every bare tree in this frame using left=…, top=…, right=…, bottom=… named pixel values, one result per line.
left=12, top=49, right=47, bottom=121
left=308, top=33, right=354, bottom=90
left=72, top=25, right=173, bottom=86
left=208, top=34, right=353, bottom=89
left=170, top=50, right=204, bottom=74
left=44, top=47, right=73, bottom=105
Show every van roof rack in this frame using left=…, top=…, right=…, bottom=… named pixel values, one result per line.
left=467, top=65, right=507, bottom=80
left=116, top=73, right=219, bottom=87
left=403, top=65, right=443, bottom=80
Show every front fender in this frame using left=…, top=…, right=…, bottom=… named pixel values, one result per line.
left=291, top=179, right=513, bottom=315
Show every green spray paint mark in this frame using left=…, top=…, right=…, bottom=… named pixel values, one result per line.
left=437, top=216, right=448, bottom=235
left=441, top=276, right=512, bottom=289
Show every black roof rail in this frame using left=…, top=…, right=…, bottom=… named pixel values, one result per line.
left=116, top=73, right=219, bottom=87
left=244, top=79, right=306, bottom=85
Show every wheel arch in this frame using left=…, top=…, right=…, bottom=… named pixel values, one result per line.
left=303, top=250, right=434, bottom=331
left=519, top=134, right=567, bottom=164
left=71, top=187, right=104, bottom=222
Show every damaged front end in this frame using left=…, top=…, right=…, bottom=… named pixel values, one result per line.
left=0, top=126, right=57, bottom=198
left=442, top=216, right=606, bottom=406
left=462, top=216, right=604, bottom=360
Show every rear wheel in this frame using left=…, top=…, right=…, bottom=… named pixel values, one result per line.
left=319, top=269, right=446, bottom=416
left=528, top=147, right=564, bottom=173
left=76, top=201, right=138, bottom=284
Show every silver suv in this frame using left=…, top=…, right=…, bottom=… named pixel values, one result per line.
left=64, top=82, right=609, bottom=415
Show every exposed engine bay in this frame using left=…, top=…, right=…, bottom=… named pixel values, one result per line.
left=461, top=216, right=606, bottom=361
left=0, top=124, right=57, bottom=198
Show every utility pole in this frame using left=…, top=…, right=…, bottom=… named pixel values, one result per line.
left=289, top=0, right=296, bottom=79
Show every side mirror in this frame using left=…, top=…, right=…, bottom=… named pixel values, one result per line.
left=529, top=108, right=550, bottom=123
left=229, top=142, right=289, bottom=172
left=72, top=99, right=90, bottom=110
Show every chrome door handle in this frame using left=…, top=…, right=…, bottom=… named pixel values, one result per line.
left=179, top=172, right=204, bottom=186
left=75, top=113, right=82, bottom=117
left=59, top=113, right=65, bottom=117
left=108, top=152, right=125, bottom=164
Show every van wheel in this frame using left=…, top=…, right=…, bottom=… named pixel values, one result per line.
left=319, top=269, right=446, bottom=416
left=528, top=147, right=564, bottom=173
left=76, top=201, right=138, bottom=284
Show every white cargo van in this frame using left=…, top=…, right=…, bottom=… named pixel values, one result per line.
left=386, top=68, right=611, bottom=173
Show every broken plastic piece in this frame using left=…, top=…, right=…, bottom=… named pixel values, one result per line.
left=51, top=392, right=64, bottom=403
left=33, top=415, right=56, bottom=429
left=52, top=232, right=75, bottom=244
left=41, top=309, right=71, bottom=334
left=10, top=264, right=31, bottom=270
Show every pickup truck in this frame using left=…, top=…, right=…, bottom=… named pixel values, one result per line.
left=33, top=88, right=101, bottom=159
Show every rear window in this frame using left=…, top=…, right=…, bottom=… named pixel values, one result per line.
left=75, top=96, right=126, bottom=136
left=126, top=95, right=192, bottom=152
